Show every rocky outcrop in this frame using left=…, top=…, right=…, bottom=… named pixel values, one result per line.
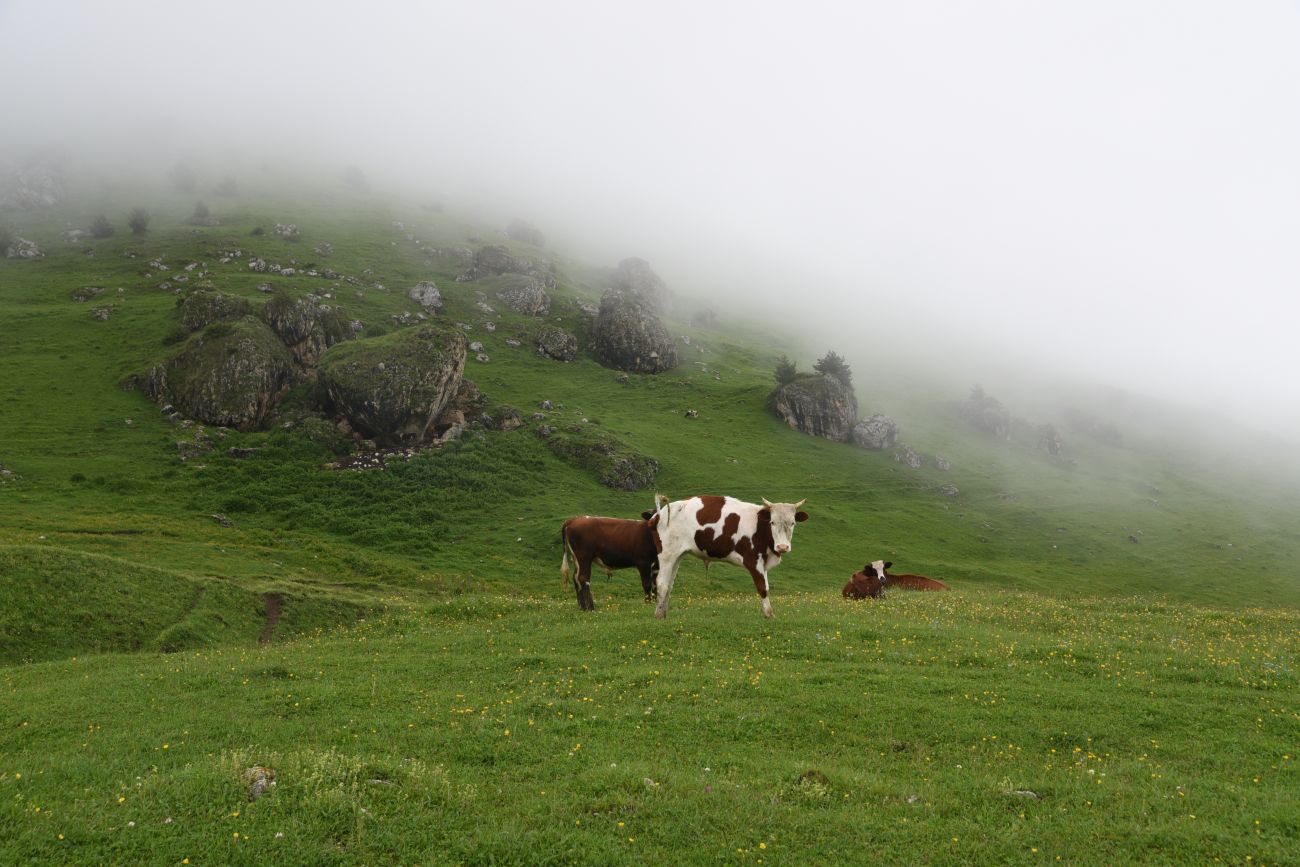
left=536, top=326, right=578, bottom=362
left=590, top=290, right=677, bottom=373
left=543, top=425, right=659, bottom=491
left=612, top=257, right=670, bottom=312
left=1036, top=423, right=1063, bottom=456
left=261, top=292, right=353, bottom=366
left=4, top=237, right=43, bottom=259
left=179, top=290, right=252, bottom=332
left=768, top=375, right=858, bottom=442
left=458, top=244, right=558, bottom=289
left=144, top=317, right=296, bottom=431
left=850, top=414, right=898, bottom=450
left=318, top=320, right=467, bottom=446
left=491, top=274, right=550, bottom=316
left=408, top=281, right=443, bottom=311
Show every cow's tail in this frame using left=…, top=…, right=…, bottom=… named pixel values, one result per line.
left=560, top=521, right=573, bottom=587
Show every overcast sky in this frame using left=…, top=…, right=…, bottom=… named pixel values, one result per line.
left=3, top=0, right=1298, bottom=437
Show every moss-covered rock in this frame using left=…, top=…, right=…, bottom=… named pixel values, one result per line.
left=177, top=290, right=252, bottom=332
left=145, top=316, right=296, bottom=430
left=261, top=291, right=354, bottom=366
left=318, top=322, right=467, bottom=446
left=768, top=374, right=858, bottom=442
left=543, top=424, right=659, bottom=490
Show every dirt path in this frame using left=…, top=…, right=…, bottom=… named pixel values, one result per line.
left=259, top=592, right=283, bottom=645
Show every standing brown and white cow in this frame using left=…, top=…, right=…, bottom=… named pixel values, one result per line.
left=651, top=495, right=808, bottom=619
left=561, top=511, right=660, bottom=611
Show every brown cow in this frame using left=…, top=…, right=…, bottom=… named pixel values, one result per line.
left=560, top=511, right=660, bottom=611
left=843, top=560, right=890, bottom=599
left=843, top=561, right=951, bottom=600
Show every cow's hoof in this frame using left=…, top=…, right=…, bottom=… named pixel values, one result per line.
left=654, top=608, right=667, bottom=619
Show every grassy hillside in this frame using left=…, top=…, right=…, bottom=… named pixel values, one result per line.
left=1, top=592, right=1296, bottom=864
left=2, top=179, right=1298, bottom=863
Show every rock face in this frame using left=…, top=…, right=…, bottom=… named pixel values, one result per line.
left=144, top=317, right=296, bottom=431
left=536, top=327, right=578, bottom=362
left=850, top=414, right=898, bottom=450
left=894, top=445, right=923, bottom=469
left=543, top=425, right=659, bottom=491
left=408, top=281, right=442, bottom=311
left=179, top=290, right=252, bottom=332
left=590, top=290, right=677, bottom=373
left=612, top=257, right=670, bottom=312
left=261, top=292, right=353, bottom=366
left=959, top=387, right=1011, bottom=439
left=768, top=375, right=858, bottom=442
left=492, top=275, right=550, bottom=316
left=318, top=321, right=467, bottom=446
left=1036, top=423, right=1064, bottom=456
left=0, top=162, right=65, bottom=209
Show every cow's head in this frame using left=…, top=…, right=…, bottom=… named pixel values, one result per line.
left=761, top=497, right=809, bottom=555
left=862, top=559, right=891, bottom=597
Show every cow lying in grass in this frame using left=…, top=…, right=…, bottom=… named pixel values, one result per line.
left=843, top=560, right=951, bottom=599
left=560, top=510, right=659, bottom=611
left=651, top=495, right=808, bottom=619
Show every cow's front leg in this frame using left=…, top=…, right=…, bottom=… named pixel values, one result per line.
left=747, top=565, right=773, bottom=618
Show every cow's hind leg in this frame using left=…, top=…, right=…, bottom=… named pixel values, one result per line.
left=654, top=553, right=685, bottom=619
left=574, top=555, right=596, bottom=612
left=638, top=564, right=656, bottom=603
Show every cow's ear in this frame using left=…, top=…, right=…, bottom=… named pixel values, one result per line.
left=641, top=510, right=654, bottom=520
left=795, top=511, right=809, bottom=523
left=865, top=565, right=877, bottom=577
left=884, top=561, right=892, bottom=570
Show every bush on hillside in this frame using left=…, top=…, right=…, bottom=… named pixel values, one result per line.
left=813, top=350, right=852, bottom=387
left=128, top=207, right=150, bottom=235
left=774, top=355, right=798, bottom=385
left=90, top=214, right=114, bottom=238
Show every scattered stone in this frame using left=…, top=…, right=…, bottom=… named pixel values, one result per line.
left=505, top=338, right=521, bottom=347
left=494, top=275, right=551, bottom=316
left=539, top=400, right=554, bottom=410
left=894, top=445, right=923, bottom=469
left=314, top=241, right=333, bottom=256
left=72, top=286, right=105, bottom=302
left=685, top=409, right=699, bottom=418
left=228, top=447, right=260, bottom=459
left=475, top=353, right=490, bottom=363
left=937, top=484, right=959, bottom=497
left=273, top=223, right=300, bottom=241
left=211, top=513, right=235, bottom=527
left=242, top=766, right=276, bottom=801
left=92, top=307, right=112, bottom=320
left=935, top=456, right=952, bottom=471
left=469, top=341, right=484, bottom=352
left=483, top=321, right=497, bottom=332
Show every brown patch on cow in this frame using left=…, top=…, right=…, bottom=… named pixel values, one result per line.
left=694, top=511, right=741, bottom=560
left=887, top=573, right=951, bottom=591
left=843, top=570, right=885, bottom=599
left=694, top=495, right=726, bottom=527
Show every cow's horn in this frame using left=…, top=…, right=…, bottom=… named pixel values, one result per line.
left=762, top=497, right=774, bottom=508
left=794, top=498, right=806, bottom=508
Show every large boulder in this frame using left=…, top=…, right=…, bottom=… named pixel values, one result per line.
left=144, top=317, right=296, bottom=430
left=959, top=386, right=1011, bottom=439
left=491, top=274, right=550, bottom=316
left=318, top=321, right=467, bottom=446
left=178, top=290, right=251, bottom=332
left=543, top=425, right=659, bottom=491
left=261, top=292, right=353, bottom=366
left=4, top=236, right=43, bottom=259
left=590, top=290, right=677, bottom=374
left=408, top=281, right=443, bottom=311
left=850, top=414, right=898, bottom=450
left=612, top=257, right=671, bottom=312
left=459, top=244, right=558, bottom=289
left=536, top=326, right=578, bottom=361
left=0, top=161, right=65, bottom=209
left=768, top=375, right=858, bottom=442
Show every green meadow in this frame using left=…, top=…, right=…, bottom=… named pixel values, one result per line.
left=1, top=182, right=1297, bottom=864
